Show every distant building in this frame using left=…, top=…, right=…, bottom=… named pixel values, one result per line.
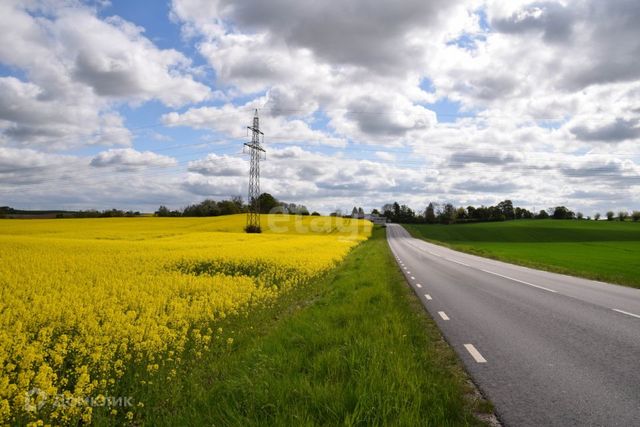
left=364, top=214, right=387, bottom=225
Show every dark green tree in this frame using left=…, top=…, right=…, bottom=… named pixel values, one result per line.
left=425, top=202, right=437, bottom=224
left=537, top=210, right=549, bottom=219
left=439, top=203, right=457, bottom=224
left=258, top=193, right=279, bottom=214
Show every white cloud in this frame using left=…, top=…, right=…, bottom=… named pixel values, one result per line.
left=66, top=14, right=210, bottom=107
left=187, top=153, right=247, bottom=176
left=0, top=1, right=210, bottom=149
left=90, top=148, right=177, bottom=169
left=162, top=102, right=347, bottom=147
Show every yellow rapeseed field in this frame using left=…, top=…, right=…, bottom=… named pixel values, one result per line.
left=0, top=214, right=371, bottom=426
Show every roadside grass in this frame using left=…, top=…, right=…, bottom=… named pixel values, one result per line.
left=99, top=227, right=489, bottom=426
left=404, top=220, right=640, bottom=289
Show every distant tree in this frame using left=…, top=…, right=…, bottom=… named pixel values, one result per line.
left=456, top=207, right=468, bottom=220
left=425, top=202, right=437, bottom=224
left=183, top=199, right=218, bottom=216
left=537, top=210, right=549, bottom=219
left=311, top=211, right=321, bottom=216
left=371, top=208, right=380, bottom=215
left=594, top=213, right=601, bottom=221
left=156, top=205, right=170, bottom=217
left=439, top=203, right=457, bottom=225
left=576, top=212, right=583, bottom=220
left=382, top=203, right=396, bottom=221
left=218, top=199, right=243, bottom=215
left=552, top=206, right=574, bottom=220
left=497, top=200, right=515, bottom=220
left=258, top=193, right=279, bottom=214
left=351, top=206, right=358, bottom=218
left=100, top=209, right=125, bottom=217
left=466, top=205, right=476, bottom=220
left=618, top=211, right=629, bottom=221
left=632, top=211, right=640, bottom=222
left=606, top=211, right=615, bottom=221
left=231, top=195, right=244, bottom=211
left=357, top=207, right=365, bottom=219
left=515, top=207, right=523, bottom=219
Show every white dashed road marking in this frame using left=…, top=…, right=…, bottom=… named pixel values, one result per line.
left=424, top=294, right=432, bottom=300
left=416, top=283, right=422, bottom=288
left=612, top=309, right=640, bottom=319
left=438, top=311, right=450, bottom=320
left=411, top=276, right=415, bottom=280
left=464, top=344, right=487, bottom=363
left=446, top=258, right=471, bottom=267
left=480, top=269, right=558, bottom=293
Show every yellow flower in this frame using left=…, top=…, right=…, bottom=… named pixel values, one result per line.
left=0, top=214, right=370, bottom=423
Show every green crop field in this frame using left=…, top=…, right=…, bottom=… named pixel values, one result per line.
left=404, top=220, right=640, bottom=289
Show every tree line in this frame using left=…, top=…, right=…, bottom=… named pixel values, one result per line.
left=380, top=200, right=640, bottom=224
left=0, top=206, right=141, bottom=218
left=155, top=193, right=319, bottom=217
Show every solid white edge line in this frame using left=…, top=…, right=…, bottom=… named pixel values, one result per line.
left=612, top=309, right=640, bottom=319
left=424, top=294, right=432, bottom=300
left=438, top=311, right=449, bottom=320
left=480, top=269, right=558, bottom=293
left=464, top=344, right=487, bottom=363
left=416, top=283, right=422, bottom=288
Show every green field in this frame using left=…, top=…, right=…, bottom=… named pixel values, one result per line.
left=404, top=220, right=640, bottom=289
left=95, top=227, right=490, bottom=426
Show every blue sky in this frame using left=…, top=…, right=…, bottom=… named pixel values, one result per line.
left=1, top=0, right=639, bottom=214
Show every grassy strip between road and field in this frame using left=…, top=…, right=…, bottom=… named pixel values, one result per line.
left=403, top=219, right=640, bottom=289
left=97, top=226, right=490, bottom=426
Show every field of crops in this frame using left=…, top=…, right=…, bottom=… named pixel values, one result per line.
left=404, top=219, right=640, bottom=288
left=0, top=215, right=371, bottom=426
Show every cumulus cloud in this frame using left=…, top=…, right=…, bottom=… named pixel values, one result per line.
left=187, top=154, right=247, bottom=176
left=571, top=119, right=640, bottom=143
left=181, top=174, right=245, bottom=197
left=491, top=2, right=575, bottom=43
left=452, top=180, right=523, bottom=194
left=449, top=149, right=522, bottom=167
left=172, top=0, right=468, bottom=72
left=0, top=1, right=210, bottom=149
left=0, top=147, right=75, bottom=185
left=67, top=14, right=210, bottom=106
left=90, top=148, right=176, bottom=169
left=162, top=103, right=347, bottom=147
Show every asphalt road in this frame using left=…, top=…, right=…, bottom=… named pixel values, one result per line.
left=386, top=224, right=640, bottom=427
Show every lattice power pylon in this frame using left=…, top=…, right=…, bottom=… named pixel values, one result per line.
left=244, top=109, right=265, bottom=233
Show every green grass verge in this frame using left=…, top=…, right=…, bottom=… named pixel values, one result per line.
left=404, top=219, right=640, bottom=289
left=97, top=227, right=488, bottom=426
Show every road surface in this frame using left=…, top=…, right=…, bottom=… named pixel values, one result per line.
left=386, top=224, right=640, bottom=427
